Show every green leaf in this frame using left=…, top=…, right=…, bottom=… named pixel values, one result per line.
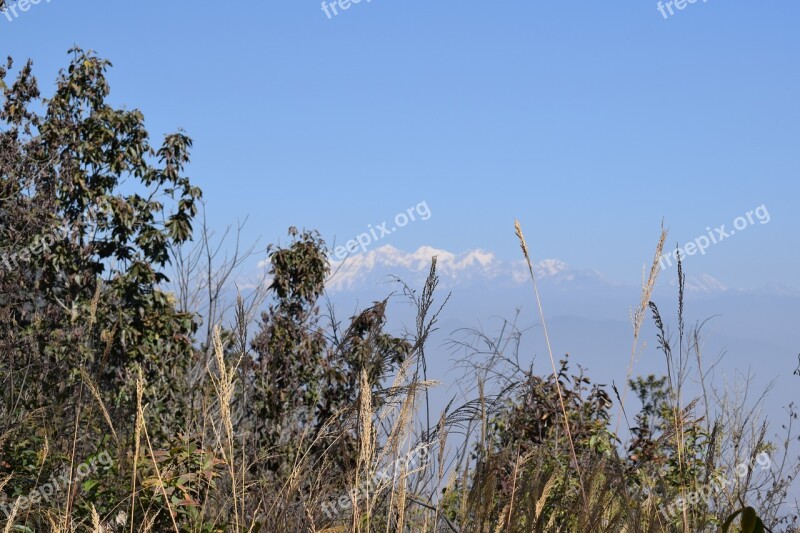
left=742, top=507, right=758, bottom=532
left=721, top=509, right=743, bottom=532
left=82, top=479, right=99, bottom=492
left=722, top=507, right=766, bottom=533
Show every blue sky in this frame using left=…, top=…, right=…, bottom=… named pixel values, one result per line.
left=2, top=0, right=798, bottom=289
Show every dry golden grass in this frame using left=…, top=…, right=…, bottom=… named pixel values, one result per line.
left=2, top=226, right=796, bottom=533
left=515, top=219, right=585, bottom=508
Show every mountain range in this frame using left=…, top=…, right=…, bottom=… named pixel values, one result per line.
left=320, top=245, right=799, bottom=420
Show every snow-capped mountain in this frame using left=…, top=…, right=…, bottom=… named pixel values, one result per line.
left=325, top=245, right=613, bottom=293
left=667, top=273, right=730, bottom=294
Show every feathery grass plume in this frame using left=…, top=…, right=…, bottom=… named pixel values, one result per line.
left=393, top=466, right=408, bottom=533
left=209, top=323, right=243, bottom=531
left=354, top=368, right=373, bottom=529
left=89, top=279, right=102, bottom=325
left=535, top=470, right=558, bottom=521
left=615, top=224, right=667, bottom=437
left=99, top=321, right=118, bottom=371
left=381, top=382, right=422, bottom=529
left=375, top=357, right=437, bottom=470
left=1, top=498, right=20, bottom=533
left=503, top=445, right=522, bottom=529
left=44, top=514, right=61, bottom=533
left=358, top=369, right=373, bottom=469
left=494, top=502, right=510, bottom=533
left=130, top=365, right=144, bottom=533
left=80, top=369, right=119, bottom=445
left=35, top=431, right=50, bottom=494
left=514, top=218, right=585, bottom=508
left=91, top=503, right=102, bottom=532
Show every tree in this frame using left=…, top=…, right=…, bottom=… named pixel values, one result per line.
left=248, top=227, right=410, bottom=477
left=0, top=48, right=202, bottom=526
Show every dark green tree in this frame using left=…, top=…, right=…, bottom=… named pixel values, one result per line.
left=0, top=48, right=202, bottom=527
left=248, top=228, right=410, bottom=477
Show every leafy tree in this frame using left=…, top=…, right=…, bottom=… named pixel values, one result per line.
left=492, top=357, right=615, bottom=456
left=248, top=228, right=410, bottom=477
left=0, top=48, right=201, bottom=526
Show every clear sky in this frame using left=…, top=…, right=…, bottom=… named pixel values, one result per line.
left=2, top=0, right=798, bottom=289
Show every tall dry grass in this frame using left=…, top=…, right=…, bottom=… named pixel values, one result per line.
left=1, top=225, right=798, bottom=533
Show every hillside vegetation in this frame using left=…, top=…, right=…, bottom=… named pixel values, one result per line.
left=1, top=51, right=797, bottom=533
